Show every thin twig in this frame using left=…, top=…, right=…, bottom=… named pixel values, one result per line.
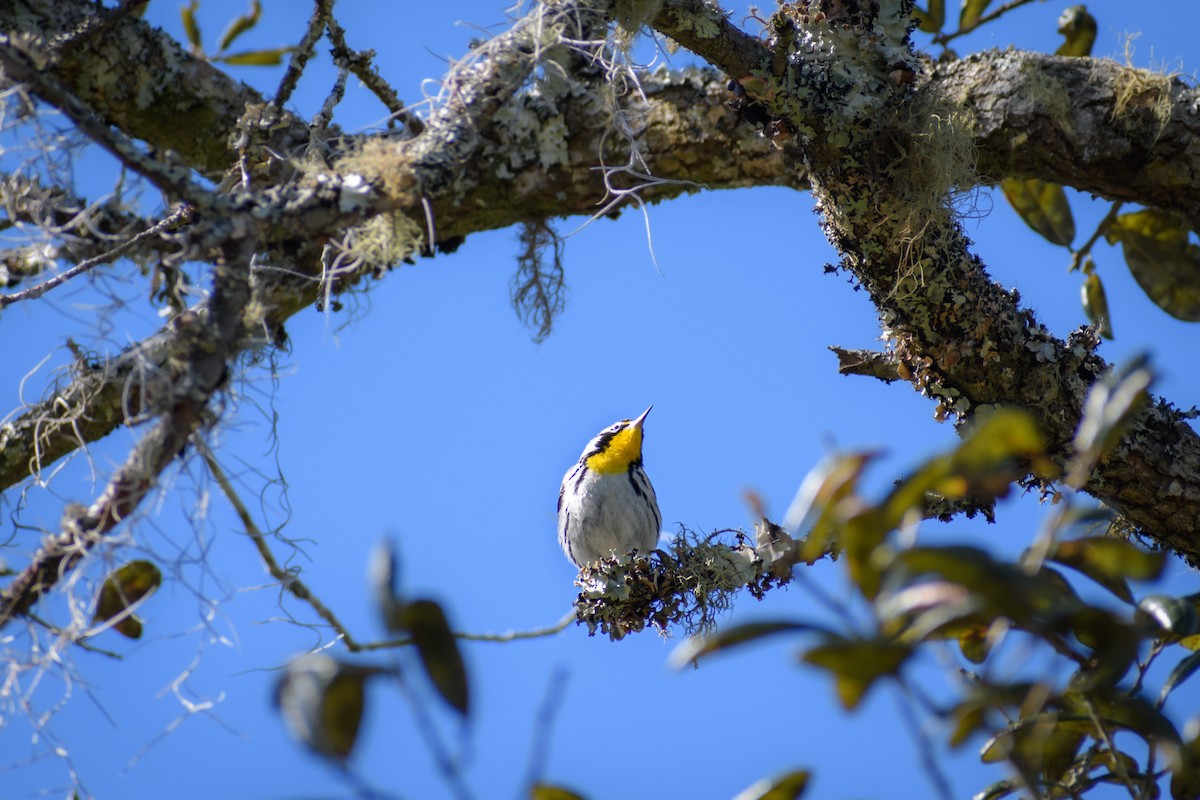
left=0, top=205, right=194, bottom=309
left=202, top=442, right=571, bottom=652
left=931, top=0, right=1040, bottom=48
left=198, top=440, right=365, bottom=651
left=273, top=0, right=332, bottom=108
left=1081, top=698, right=1145, bottom=799
left=354, top=611, right=575, bottom=650
left=1069, top=200, right=1124, bottom=272
left=326, top=15, right=420, bottom=132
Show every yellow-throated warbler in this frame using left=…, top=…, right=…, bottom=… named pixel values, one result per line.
left=557, top=407, right=662, bottom=568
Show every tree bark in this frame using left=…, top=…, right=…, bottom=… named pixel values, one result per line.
left=2, top=0, right=1199, bottom=625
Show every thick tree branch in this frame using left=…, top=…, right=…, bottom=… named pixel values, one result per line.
left=0, top=234, right=256, bottom=628
left=1, top=0, right=309, bottom=180
left=651, top=0, right=1200, bottom=561
left=3, top=0, right=1200, bottom=573
left=932, top=51, right=1200, bottom=229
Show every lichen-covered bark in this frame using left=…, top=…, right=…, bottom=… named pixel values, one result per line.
left=647, top=0, right=1200, bottom=561
left=2, top=0, right=1200, bottom=584
left=934, top=51, right=1200, bottom=231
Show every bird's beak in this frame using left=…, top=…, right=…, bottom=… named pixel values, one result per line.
left=632, top=405, right=653, bottom=430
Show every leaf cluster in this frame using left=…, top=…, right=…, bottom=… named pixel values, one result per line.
left=676, top=362, right=1200, bottom=798
left=273, top=540, right=470, bottom=763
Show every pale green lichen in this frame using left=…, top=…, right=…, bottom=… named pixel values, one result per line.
left=536, top=114, right=570, bottom=169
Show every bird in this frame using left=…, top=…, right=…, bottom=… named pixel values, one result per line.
left=557, top=406, right=662, bottom=569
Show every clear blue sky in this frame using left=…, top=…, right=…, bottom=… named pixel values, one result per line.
left=3, top=2, right=1199, bottom=798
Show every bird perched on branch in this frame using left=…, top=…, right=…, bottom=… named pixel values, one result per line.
left=557, top=407, right=661, bottom=568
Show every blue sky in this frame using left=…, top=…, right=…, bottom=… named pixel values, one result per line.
left=3, top=1, right=1200, bottom=798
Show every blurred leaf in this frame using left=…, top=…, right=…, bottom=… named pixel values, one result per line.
left=370, top=539, right=404, bottom=634
left=671, top=621, right=820, bottom=668
left=531, top=784, right=588, bottom=800
left=1069, top=354, right=1153, bottom=486
left=181, top=0, right=202, bottom=50
left=914, top=0, right=944, bottom=32
left=894, top=547, right=1086, bottom=641
left=1171, top=734, right=1200, bottom=800
left=801, top=637, right=911, bottom=710
left=216, top=0, right=260, bottom=53
left=959, top=0, right=991, bottom=31
left=875, top=579, right=990, bottom=652
left=981, top=713, right=1089, bottom=783
left=975, top=778, right=1021, bottom=800
left=1067, top=607, right=1141, bottom=691
left=1082, top=272, right=1114, bottom=339
left=92, top=560, right=162, bottom=639
left=1106, top=209, right=1200, bottom=321
left=1065, top=691, right=1181, bottom=748
left=885, top=410, right=1045, bottom=527
left=732, top=770, right=811, bottom=800
left=840, top=507, right=893, bottom=600
left=949, top=682, right=1049, bottom=747
left=1048, top=537, right=1165, bottom=603
left=218, top=47, right=291, bottom=66
left=275, top=655, right=374, bottom=762
left=1000, top=178, right=1075, bottom=247
left=1056, top=5, right=1098, bottom=57
left=956, top=624, right=993, bottom=664
left=1138, top=595, right=1200, bottom=640
left=398, top=599, right=470, bottom=716
left=784, top=451, right=878, bottom=562
left=1161, top=651, right=1200, bottom=706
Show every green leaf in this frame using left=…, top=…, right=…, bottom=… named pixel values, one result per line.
left=217, top=47, right=292, bottom=66
left=981, top=713, right=1089, bottom=783
left=1056, top=5, right=1098, bottom=57
left=956, top=625, right=994, bottom=664
left=893, top=546, right=1085, bottom=637
left=398, top=599, right=470, bottom=716
left=959, top=0, right=991, bottom=32
left=732, top=770, right=811, bottom=800
left=216, top=0, right=261, bottom=53
left=801, top=637, right=911, bottom=710
left=948, top=682, right=1047, bottom=747
left=180, top=0, right=202, bottom=50
left=784, top=451, right=879, bottom=563
left=671, top=620, right=820, bottom=668
left=1106, top=209, right=1200, bottom=321
left=531, top=784, right=588, bottom=800
left=1171, top=734, right=1200, bottom=800
left=885, top=409, right=1045, bottom=526
left=275, top=655, right=374, bottom=762
left=1000, top=178, right=1076, bottom=247
left=1065, top=691, right=1181, bottom=748
left=92, top=560, right=162, bottom=639
left=914, top=0, right=945, bottom=33
left=1067, top=607, right=1142, bottom=691
left=1082, top=272, right=1114, bottom=339
left=1161, top=651, right=1200, bottom=706
left=1069, top=355, right=1153, bottom=486
left=1048, top=537, right=1165, bottom=603
left=875, top=579, right=989, bottom=650
left=974, top=778, right=1021, bottom=800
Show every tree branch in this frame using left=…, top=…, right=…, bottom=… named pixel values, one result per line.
left=932, top=51, right=1200, bottom=230
left=0, top=235, right=257, bottom=629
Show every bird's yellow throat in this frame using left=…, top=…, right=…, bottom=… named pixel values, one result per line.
left=585, top=426, right=643, bottom=475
